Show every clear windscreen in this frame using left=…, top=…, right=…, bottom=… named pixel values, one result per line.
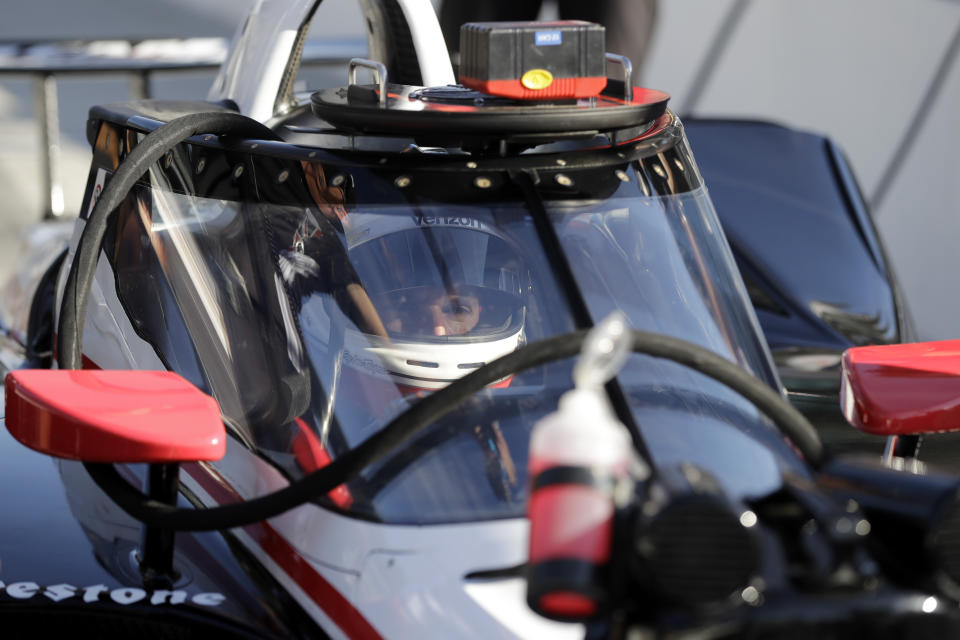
left=107, top=164, right=807, bottom=525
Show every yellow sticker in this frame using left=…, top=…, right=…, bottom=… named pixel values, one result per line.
left=521, top=69, right=554, bottom=90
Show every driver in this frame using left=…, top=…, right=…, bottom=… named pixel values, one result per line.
left=339, top=212, right=530, bottom=500
left=274, top=169, right=529, bottom=395
left=274, top=169, right=533, bottom=501
left=340, top=210, right=529, bottom=392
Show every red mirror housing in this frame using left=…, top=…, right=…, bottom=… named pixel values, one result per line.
left=5, top=370, right=225, bottom=463
left=841, top=340, right=960, bottom=436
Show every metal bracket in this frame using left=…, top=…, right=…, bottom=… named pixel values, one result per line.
left=348, top=58, right=389, bottom=107
left=34, top=74, right=64, bottom=219
left=139, top=462, right=181, bottom=588
left=605, top=53, right=634, bottom=103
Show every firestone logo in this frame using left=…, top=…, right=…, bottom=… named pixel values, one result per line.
left=0, top=581, right=225, bottom=606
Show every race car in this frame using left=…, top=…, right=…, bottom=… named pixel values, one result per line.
left=1, top=0, right=959, bottom=638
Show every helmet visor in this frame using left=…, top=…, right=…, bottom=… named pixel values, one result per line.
left=349, top=224, right=526, bottom=342
left=368, top=285, right=524, bottom=342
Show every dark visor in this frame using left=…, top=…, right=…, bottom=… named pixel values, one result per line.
left=369, top=285, right=524, bottom=342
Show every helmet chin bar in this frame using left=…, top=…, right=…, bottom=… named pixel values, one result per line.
left=361, top=327, right=526, bottom=391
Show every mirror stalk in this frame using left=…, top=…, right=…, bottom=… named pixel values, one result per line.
left=139, top=462, right=181, bottom=587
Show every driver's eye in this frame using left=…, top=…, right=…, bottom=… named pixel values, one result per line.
left=443, top=300, right=472, bottom=315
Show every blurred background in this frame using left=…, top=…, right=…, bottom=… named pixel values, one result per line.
left=1, top=0, right=958, bottom=344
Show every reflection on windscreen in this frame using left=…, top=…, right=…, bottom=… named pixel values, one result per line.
left=552, top=189, right=803, bottom=499
left=552, top=190, right=778, bottom=385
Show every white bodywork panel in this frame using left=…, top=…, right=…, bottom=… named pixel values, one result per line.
left=207, top=0, right=317, bottom=122
left=208, top=0, right=453, bottom=122
left=181, top=439, right=582, bottom=639
left=388, top=0, right=454, bottom=86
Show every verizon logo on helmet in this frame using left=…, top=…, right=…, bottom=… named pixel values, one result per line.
left=413, top=214, right=484, bottom=230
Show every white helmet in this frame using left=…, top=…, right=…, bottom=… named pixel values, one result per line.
left=340, top=209, right=528, bottom=390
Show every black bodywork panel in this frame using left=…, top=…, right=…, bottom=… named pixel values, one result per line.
left=0, top=425, right=316, bottom=638
left=685, top=118, right=910, bottom=400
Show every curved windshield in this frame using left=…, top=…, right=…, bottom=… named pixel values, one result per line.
left=107, top=154, right=808, bottom=525
left=550, top=189, right=796, bottom=499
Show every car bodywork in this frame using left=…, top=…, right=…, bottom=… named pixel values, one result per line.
left=685, top=118, right=912, bottom=399
left=0, top=1, right=953, bottom=639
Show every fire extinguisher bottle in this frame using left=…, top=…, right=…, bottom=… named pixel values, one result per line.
left=526, top=313, right=643, bottom=621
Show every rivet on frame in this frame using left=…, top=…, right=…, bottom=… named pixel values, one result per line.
left=652, top=163, right=666, bottom=178
left=196, top=158, right=206, bottom=174
left=331, top=174, right=345, bottom=187
left=615, top=169, right=630, bottom=182
left=474, top=176, right=493, bottom=189
left=204, top=135, right=214, bottom=142
left=395, top=176, right=411, bottom=188
left=233, top=164, right=244, bottom=179
left=277, top=169, right=290, bottom=184
left=466, top=161, right=478, bottom=169
left=308, top=151, right=317, bottom=158
left=556, top=158, right=567, bottom=166
left=673, top=158, right=685, bottom=172
left=250, top=143, right=259, bottom=150
left=555, top=174, right=573, bottom=187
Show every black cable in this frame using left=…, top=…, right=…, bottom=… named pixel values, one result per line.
left=86, top=328, right=824, bottom=531
left=51, top=110, right=281, bottom=529
left=57, top=111, right=280, bottom=371
left=509, top=168, right=653, bottom=463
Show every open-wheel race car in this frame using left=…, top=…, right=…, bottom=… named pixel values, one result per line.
left=1, top=1, right=958, bottom=638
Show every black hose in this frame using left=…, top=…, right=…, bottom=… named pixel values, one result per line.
left=86, top=328, right=824, bottom=531
left=509, top=168, right=651, bottom=462
left=57, top=111, right=280, bottom=371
